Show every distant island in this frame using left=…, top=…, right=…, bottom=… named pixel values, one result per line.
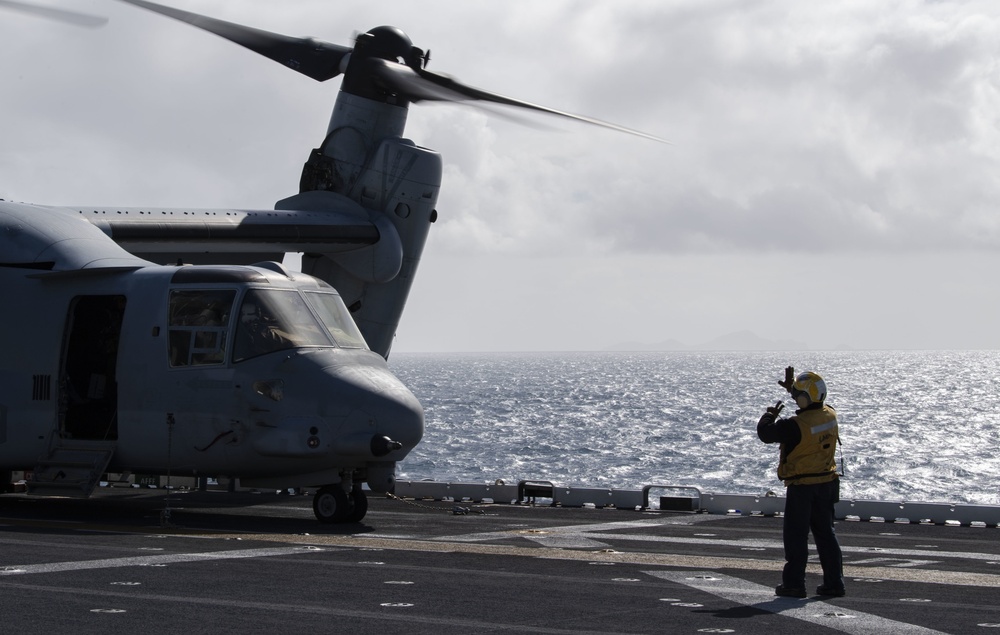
left=606, top=329, right=809, bottom=352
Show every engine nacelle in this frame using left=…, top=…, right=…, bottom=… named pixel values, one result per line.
left=299, top=135, right=442, bottom=358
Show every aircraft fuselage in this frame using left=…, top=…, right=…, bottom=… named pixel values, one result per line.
left=0, top=244, right=423, bottom=494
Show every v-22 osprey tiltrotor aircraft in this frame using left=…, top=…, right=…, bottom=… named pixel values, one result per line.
left=0, top=0, right=665, bottom=522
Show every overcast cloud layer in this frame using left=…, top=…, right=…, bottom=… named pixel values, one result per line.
left=2, top=1, right=999, bottom=351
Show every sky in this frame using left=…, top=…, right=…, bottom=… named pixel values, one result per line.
left=2, top=0, right=1000, bottom=352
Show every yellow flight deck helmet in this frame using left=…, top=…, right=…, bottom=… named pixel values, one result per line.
left=791, top=371, right=827, bottom=407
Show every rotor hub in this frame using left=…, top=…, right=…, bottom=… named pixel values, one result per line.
left=361, top=26, right=414, bottom=64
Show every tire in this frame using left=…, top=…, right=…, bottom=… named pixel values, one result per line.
left=345, top=487, right=368, bottom=523
left=313, top=485, right=349, bottom=523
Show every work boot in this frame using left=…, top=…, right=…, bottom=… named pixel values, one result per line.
left=775, top=584, right=807, bottom=598
left=816, top=584, right=846, bottom=597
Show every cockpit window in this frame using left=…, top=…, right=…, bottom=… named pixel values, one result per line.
left=304, top=292, right=369, bottom=349
left=233, top=289, right=333, bottom=362
left=168, top=289, right=236, bottom=367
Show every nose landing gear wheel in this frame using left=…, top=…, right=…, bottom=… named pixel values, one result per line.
left=345, top=486, right=368, bottom=523
left=313, top=485, right=349, bottom=523
left=313, top=484, right=369, bottom=523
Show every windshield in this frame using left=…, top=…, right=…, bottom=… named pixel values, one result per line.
left=233, top=289, right=333, bottom=362
left=305, top=291, right=368, bottom=349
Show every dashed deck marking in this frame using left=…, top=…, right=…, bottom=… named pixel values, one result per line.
left=0, top=546, right=326, bottom=576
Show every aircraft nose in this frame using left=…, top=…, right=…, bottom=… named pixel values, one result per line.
left=328, top=360, right=425, bottom=460
left=246, top=351, right=422, bottom=477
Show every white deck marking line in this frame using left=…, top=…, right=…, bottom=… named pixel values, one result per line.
left=647, top=570, right=948, bottom=635
left=434, top=521, right=1000, bottom=564
left=590, top=533, right=1000, bottom=564
left=430, top=516, right=733, bottom=543
left=0, top=546, right=325, bottom=576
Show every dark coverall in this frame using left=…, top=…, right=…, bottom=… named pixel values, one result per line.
left=757, top=403, right=845, bottom=593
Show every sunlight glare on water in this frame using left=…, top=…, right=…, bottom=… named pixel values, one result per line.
left=390, top=351, right=1000, bottom=505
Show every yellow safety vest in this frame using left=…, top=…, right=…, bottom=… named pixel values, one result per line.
left=778, top=406, right=839, bottom=486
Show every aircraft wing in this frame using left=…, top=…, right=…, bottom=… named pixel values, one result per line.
left=80, top=192, right=380, bottom=265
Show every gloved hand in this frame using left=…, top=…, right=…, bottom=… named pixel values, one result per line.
left=777, top=366, right=795, bottom=393
left=758, top=400, right=785, bottom=426
left=766, top=400, right=784, bottom=418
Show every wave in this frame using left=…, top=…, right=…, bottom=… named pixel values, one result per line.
left=389, top=351, right=1000, bottom=505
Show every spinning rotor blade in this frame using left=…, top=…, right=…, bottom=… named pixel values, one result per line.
left=0, top=0, right=107, bottom=27
left=117, top=0, right=666, bottom=142
left=118, top=0, right=351, bottom=81
left=369, top=60, right=670, bottom=144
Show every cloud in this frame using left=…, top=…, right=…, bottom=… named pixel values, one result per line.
left=405, top=0, right=1000, bottom=256
left=3, top=0, right=1000, bottom=352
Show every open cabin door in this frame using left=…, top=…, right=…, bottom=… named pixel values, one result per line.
left=59, top=295, right=126, bottom=441
left=27, top=295, right=126, bottom=498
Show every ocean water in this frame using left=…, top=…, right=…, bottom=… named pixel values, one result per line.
left=389, top=350, right=1000, bottom=505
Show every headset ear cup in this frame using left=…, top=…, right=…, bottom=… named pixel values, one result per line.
left=793, top=371, right=826, bottom=406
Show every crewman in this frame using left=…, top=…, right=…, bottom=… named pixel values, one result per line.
left=757, top=367, right=845, bottom=598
